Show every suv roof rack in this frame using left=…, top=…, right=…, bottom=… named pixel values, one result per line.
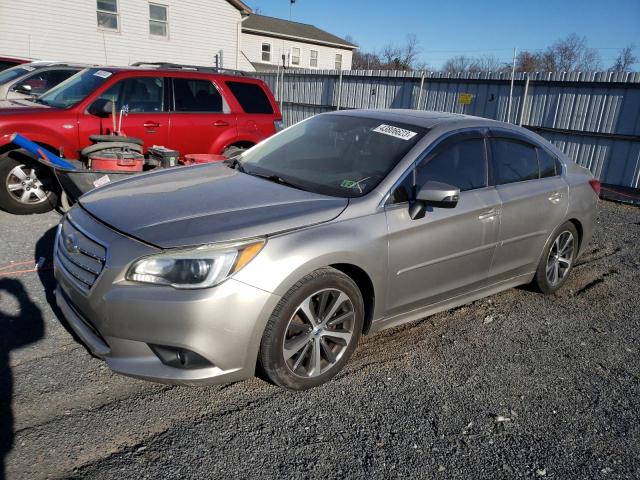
left=130, top=62, right=247, bottom=77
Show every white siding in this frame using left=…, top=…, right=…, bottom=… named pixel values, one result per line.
left=0, top=0, right=244, bottom=68
left=241, top=32, right=353, bottom=70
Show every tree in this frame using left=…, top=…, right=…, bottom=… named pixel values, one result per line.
left=348, top=34, right=426, bottom=71
left=442, top=55, right=474, bottom=73
left=611, top=44, right=637, bottom=71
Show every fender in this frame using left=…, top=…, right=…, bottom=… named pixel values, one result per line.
left=0, top=123, right=77, bottom=158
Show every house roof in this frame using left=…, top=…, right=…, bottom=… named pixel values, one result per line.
left=242, top=14, right=357, bottom=50
left=226, top=0, right=251, bottom=14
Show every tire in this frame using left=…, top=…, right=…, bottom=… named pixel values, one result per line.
left=89, top=135, right=144, bottom=146
left=0, top=150, right=58, bottom=214
left=258, top=267, right=364, bottom=390
left=81, top=142, right=143, bottom=157
left=222, top=145, right=247, bottom=159
left=532, top=221, right=579, bottom=294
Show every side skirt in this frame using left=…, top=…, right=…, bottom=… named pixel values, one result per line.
left=369, top=272, right=534, bottom=334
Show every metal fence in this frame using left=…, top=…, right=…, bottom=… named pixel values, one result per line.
left=252, top=69, right=640, bottom=189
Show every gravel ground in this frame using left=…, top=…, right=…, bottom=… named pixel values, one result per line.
left=0, top=200, right=638, bottom=480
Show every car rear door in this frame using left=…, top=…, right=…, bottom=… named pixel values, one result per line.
left=385, top=131, right=501, bottom=317
left=80, top=75, right=169, bottom=152
left=487, top=132, right=569, bottom=281
left=224, top=80, right=278, bottom=141
left=167, top=77, right=237, bottom=156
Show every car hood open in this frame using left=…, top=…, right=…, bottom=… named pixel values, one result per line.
left=79, top=163, right=348, bottom=248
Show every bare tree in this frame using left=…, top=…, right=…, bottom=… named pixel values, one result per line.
left=545, top=34, right=601, bottom=71
left=611, top=44, right=637, bottom=71
left=351, top=34, right=424, bottom=71
left=442, top=55, right=474, bottom=73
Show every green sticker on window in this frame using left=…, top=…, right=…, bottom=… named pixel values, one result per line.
left=341, top=179, right=358, bottom=188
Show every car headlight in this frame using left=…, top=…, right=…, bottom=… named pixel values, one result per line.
left=126, top=239, right=265, bottom=289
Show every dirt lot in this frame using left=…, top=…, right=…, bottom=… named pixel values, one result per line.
left=0, top=200, right=638, bottom=480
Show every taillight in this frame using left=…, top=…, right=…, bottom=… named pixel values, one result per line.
left=589, top=179, right=601, bottom=196
left=274, top=120, right=284, bottom=132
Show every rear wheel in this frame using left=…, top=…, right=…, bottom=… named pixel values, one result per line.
left=258, top=268, right=364, bottom=390
left=532, top=222, right=578, bottom=294
left=0, top=151, right=58, bottom=214
left=222, top=145, right=247, bottom=159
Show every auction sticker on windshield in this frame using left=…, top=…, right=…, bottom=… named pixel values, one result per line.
left=93, top=70, right=112, bottom=79
left=373, top=124, right=417, bottom=140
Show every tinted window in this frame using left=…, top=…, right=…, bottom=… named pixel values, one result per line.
left=538, top=148, right=557, bottom=178
left=226, top=81, right=273, bottom=114
left=239, top=115, right=426, bottom=198
left=0, top=61, right=21, bottom=72
left=96, top=77, right=164, bottom=112
left=416, top=138, right=487, bottom=192
left=0, top=65, right=35, bottom=85
left=16, top=69, right=78, bottom=95
left=173, top=78, right=223, bottom=112
left=491, top=138, right=538, bottom=185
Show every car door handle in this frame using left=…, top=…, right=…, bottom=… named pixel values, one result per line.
left=548, top=192, right=564, bottom=204
left=478, top=209, right=500, bottom=221
left=143, top=121, right=160, bottom=128
left=213, top=120, right=229, bottom=127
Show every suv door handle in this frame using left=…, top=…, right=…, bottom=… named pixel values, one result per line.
left=478, top=209, right=500, bottom=221
left=144, top=121, right=160, bottom=128
left=548, top=192, right=564, bottom=204
left=213, top=120, right=229, bottom=127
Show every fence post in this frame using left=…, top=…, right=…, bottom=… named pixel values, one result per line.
left=518, top=74, right=530, bottom=126
left=336, top=69, right=343, bottom=111
left=416, top=73, right=425, bottom=110
left=506, top=47, right=517, bottom=122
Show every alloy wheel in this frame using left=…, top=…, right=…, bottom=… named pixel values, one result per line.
left=546, top=230, right=574, bottom=286
left=282, top=288, right=355, bottom=378
left=6, top=164, right=49, bottom=205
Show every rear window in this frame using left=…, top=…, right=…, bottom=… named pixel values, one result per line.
left=226, top=81, right=273, bottom=114
left=490, top=138, right=539, bottom=185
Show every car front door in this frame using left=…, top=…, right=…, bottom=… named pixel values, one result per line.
left=168, top=77, right=237, bottom=156
left=487, top=133, right=569, bottom=281
left=385, top=132, right=501, bottom=317
left=80, top=75, right=169, bottom=153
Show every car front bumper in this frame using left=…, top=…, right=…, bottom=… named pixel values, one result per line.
left=54, top=207, right=281, bottom=386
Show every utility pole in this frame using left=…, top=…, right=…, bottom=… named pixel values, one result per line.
left=506, top=47, right=517, bottom=123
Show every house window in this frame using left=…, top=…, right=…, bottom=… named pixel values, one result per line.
left=291, top=47, right=300, bottom=66
left=149, top=3, right=168, bottom=37
left=261, top=43, right=271, bottom=62
left=335, top=53, right=342, bottom=70
left=97, top=0, right=118, bottom=30
left=310, top=50, right=318, bottom=68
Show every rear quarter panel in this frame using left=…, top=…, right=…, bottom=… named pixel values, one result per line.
left=564, top=160, right=599, bottom=255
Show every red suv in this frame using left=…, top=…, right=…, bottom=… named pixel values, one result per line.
left=0, top=65, right=282, bottom=214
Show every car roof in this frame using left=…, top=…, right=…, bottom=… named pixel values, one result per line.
left=331, top=108, right=503, bottom=130
left=96, top=64, right=253, bottom=82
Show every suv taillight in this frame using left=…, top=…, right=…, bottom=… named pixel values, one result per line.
left=589, top=179, right=601, bottom=196
left=274, top=120, right=284, bottom=132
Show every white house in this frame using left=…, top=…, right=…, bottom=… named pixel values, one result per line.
left=0, top=0, right=252, bottom=69
left=240, top=14, right=356, bottom=71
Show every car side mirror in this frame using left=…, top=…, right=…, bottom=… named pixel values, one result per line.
left=88, top=98, right=114, bottom=117
left=409, top=181, right=460, bottom=219
left=13, top=84, right=32, bottom=94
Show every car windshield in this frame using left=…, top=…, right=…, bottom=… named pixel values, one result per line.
left=0, top=64, right=38, bottom=85
left=238, top=114, right=426, bottom=198
left=37, top=68, right=112, bottom=108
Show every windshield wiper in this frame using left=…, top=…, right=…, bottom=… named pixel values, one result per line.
left=246, top=171, right=306, bottom=191
left=223, top=156, right=245, bottom=173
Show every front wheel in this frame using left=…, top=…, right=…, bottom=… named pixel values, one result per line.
left=0, top=151, right=58, bottom=214
left=258, top=268, right=364, bottom=390
left=532, top=222, right=578, bottom=294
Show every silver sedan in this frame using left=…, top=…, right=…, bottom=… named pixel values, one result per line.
left=53, top=110, right=599, bottom=390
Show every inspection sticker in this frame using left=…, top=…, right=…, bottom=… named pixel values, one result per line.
left=373, top=124, right=417, bottom=140
left=93, top=70, right=112, bottom=79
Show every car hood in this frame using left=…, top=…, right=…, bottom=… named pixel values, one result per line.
left=79, top=163, right=349, bottom=248
left=0, top=98, right=51, bottom=111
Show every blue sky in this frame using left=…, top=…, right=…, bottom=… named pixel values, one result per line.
left=247, top=0, right=640, bottom=69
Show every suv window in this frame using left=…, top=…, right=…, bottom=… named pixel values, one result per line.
left=16, top=69, right=78, bottom=95
left=226, top=81, right=273, bottom=114
left=389, top=137, right=487, bottom=204
left=490, top=138, right=539, bottom=185
left=96, top=77, right=164, bottom=112
left=538, top=148, right=558, bottom=178
left=173, top=78, right=224, bottom=112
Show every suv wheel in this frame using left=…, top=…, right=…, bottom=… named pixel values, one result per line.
left=0, top=151, right=58, bottom=214
left=532, top=221, right=578, bottom=294
left=222, top=146, right=247, bottom=159
left=258, top=267, right=364, bottom=390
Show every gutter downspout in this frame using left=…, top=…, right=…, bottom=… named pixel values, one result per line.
left=237, top=14, right=250, bottom=70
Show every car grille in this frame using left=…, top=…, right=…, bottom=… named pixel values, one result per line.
left=56, top=217, right=107, bottom=293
